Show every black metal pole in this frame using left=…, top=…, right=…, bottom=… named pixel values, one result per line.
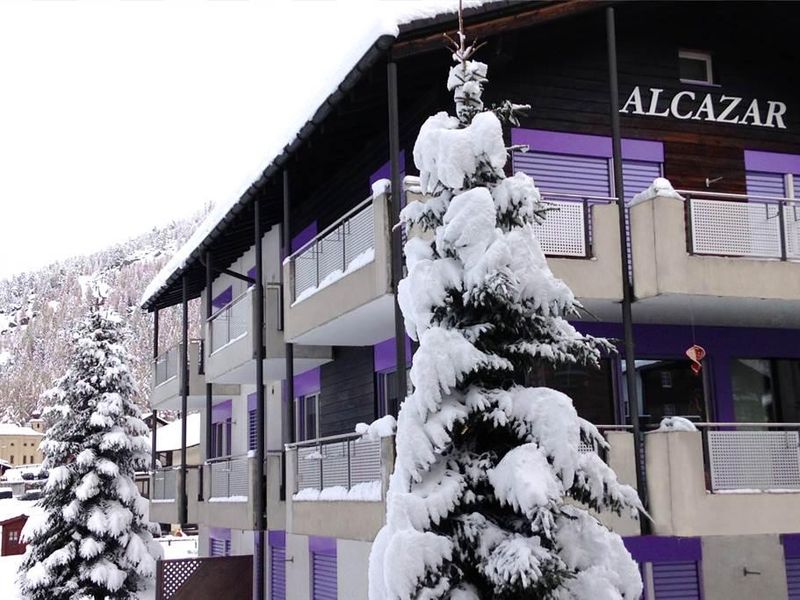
left=606, top=6, right=648, bottom=532
left=205, top=252, right=213, bottom=464
left=387, top=61, right=408, bottom=403
left=179, top=276, right=189, bottom=526
left=151, top=309, right=159, bottom=472
left=283, top=169, right=295, bottom=445
left=254, top=198, right=266, bottom=600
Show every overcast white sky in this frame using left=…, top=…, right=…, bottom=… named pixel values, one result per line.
left=0, top=0, right=461, bottom=280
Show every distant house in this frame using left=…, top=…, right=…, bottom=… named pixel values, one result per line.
left=156, top=413, right=201, bottom=467
left=0, top=514, right=27, bottom=556
left=0, top=422, right=44, bottom=467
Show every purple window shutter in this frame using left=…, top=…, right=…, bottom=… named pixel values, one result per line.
left=269, top=532, right=286, bottom=600
left=248, top=409, right=257, bottom=451
left=513, top=151, right=611, bottom=197
left=786, top=557, right=800, bottom=599
left=746, top=171, right=787, bottom=198
left=212, top=286, right=233, bottom=310
left=623, top=160, right=662, bottom=202
left=651, top=561, right=701, bottom=599
left=311, top=552, right=337, bottom=600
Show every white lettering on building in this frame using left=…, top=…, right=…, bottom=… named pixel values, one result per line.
left=620, top=86, right=788, bottom=129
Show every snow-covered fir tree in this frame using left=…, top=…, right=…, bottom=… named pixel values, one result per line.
left=18, top=287, right=161, bottom=600
left=368, top=17, right=644, bottom=600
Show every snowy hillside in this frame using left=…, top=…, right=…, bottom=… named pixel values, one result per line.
left=0, top=212, right=207, bottom=424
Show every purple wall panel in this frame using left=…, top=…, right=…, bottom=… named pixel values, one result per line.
left=212, top=286, right=233, bottom=309
left=211, top=399, right=233, bottom=425
left=292, top=222, right=318, bottom=253
left=308, top=536, right=337, bottom=555
left=745, top=150, right=800, bottom=174
left=368, top=152, right=407, bottom=186
left=293, top=368, right=321, bottom=398
left=373, top=336, right=413, bottom=373
left=511, top=128, right=664, bottom=162
left=623, top=535, right=702, bottom=563
left=209, top=527, right=231, bottom=542
left=268, top=530, right=286, bottom=547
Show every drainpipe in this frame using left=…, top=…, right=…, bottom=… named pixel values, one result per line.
left=205, top=252, right=213, bottom=466
left=283, top=169, right=295, bottom=447
left=179, top=275, right=189, bottom=526
left=387, top=60, right=408, bottom=402
left=606, top=6, right=648, bottom=533
left=253, top=197, right=266, bottom=600
left=151, top=309, right=159, bottom=472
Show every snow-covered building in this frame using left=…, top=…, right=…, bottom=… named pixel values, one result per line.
left=140, top=2, right=800, bottom=599
left=0, top=423, right=44, bottom=467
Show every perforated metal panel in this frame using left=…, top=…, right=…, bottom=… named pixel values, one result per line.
left=158, top=558, right=202, bottom=600
left=534, top=199, right=587, bottom=257
left=690, top=198, right=783, bottom=258
left=291, top=200, right=376, bottom=302
left=209, top=456, right=250, bottom=498
left=784, top=204, right=800, bottom=259
left=708, top=430, right=800, bottom=490
left=312, top=552, right=338, bottom=600
left=270, top=545, right=286, bottom=600
left=651, top=561, right=701, bottom=599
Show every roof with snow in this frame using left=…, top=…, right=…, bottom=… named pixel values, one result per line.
left=156, top=413, right=200, bottom=453
left=140, top=0, right=599, bottom=311
left=0, top=498, right=43, bottom=523
left=0, top=424, right=43, bottom=437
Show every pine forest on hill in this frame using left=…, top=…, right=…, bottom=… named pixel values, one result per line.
left=0, top=211, right=207, bottom=425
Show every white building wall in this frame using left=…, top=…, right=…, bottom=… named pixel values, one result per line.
left=337, top=539, right=372, bottom=600
left=286, top=533, right=310, bottom=600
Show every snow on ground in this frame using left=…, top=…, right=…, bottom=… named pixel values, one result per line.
left=0, top=535, right=198, bottom=600
left=0, top=498, right=43, bottom=522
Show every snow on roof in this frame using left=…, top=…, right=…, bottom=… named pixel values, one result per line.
left=140, top=0, right=504, bottom=309
left=156, top=413, right=200, bottom=453
left=0, top=498, right=43, bottom=523
left=0, top=424, right=43, bottom=437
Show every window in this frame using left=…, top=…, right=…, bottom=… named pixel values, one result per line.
left=376, top=369, right=412, bottom=419
left=295, top=394, right=319, bottom=442
left=623, top=359, right=707, bottom=425
left=745, top=150, right=800, bottom=199
left=679, top=50, right=713, bottom=85
left=22, top=456, right=26, bottom=464
left=210, top=418, right=232, bottom=459
left=731, top=358, right=800, bottom=423
left=30, top=455, right=34, bottom=463
left=9, top=455, right=13, bottom=464
left=209, top=537, right=231, bottom=557
left=8, top=530, right=19, bottom=543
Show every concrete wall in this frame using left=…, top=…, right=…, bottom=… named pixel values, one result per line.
left=646, top=430, right=800, bottom=536
left=337, top=539, right=372, bottom=600
left=632, top=194, right=800, bottom=301
left=701, top=534, right=789, bottom=600
left=285, top=533, right=311, bottom=600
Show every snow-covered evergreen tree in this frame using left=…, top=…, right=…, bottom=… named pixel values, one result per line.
left=18, top=288, right=161, bottom=600
left=368, top=18, right=643, bottom=600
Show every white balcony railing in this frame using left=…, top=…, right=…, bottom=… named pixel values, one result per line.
left=152, top=467, right=177, bottom=501
left=207, top=455, right=249, bottom=499
left=288, top=196, right=376, bottom=304
left=291, top=433, right=384, bottom=498
left=683, top=191, right=800, bottom=261
left=208, top=290, right=251, bottom=354
left=698, top=423, right=800, bottom=491
left=536, top=193, right=615, bottom=258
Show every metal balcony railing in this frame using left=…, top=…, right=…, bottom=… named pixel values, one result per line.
left=536, top=192, right=615, bottom=258
left=290, top=432, right=384, bottom=495
left=153, top=346, right=179, bottom=387
left=207, top=454, right=249, bottom=499
left=208, top=290, right=251, bottom=354
left=288, top=196, right=376, bottom=304
left=682, top=190, right=800, bottom=261
left=693, top=423, right=800, bottom=492
left=152, top=467, right=177, bottom=501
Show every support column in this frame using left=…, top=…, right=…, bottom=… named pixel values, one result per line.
left=179, top=275, right=189, bottom=526
left=606, top=6, right=648, bottom=533
left=205, top=252, right=213, bottom=464
left=283, top=169, right=295, bottom=446
left=387, top=61, right=408, bottom=401
left=254, top=198, right=266, bottom=600
left=151, top=309, right=159, bottom=472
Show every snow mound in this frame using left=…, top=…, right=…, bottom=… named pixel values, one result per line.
left=630, top=177, right=684, bottom=206
left=655, top=416, right=698, bottom=432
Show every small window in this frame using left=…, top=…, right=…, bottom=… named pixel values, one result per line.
left=10, top=455, right=13, bottom=464
left=22, top=456, right=26, bottom=465
left=679, top=50, right=713, bottom=85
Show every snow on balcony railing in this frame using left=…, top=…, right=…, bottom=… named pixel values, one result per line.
left=536, top=192, right=614, bottom=258
left=682, top=190, right=800, bottom=261
left=288, top=196, right=376, bottom=304
left=207, top=454, right=249, bottom=500
left=152, top=467, right=177, bottom=501
left=208, top=290, right=251, bottom=355
left=696, top=423, right=800, bottom=492
left=289, top=432, right=385, bottom=501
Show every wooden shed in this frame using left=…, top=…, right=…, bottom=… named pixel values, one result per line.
left=0, top=514, right=28, bottom=556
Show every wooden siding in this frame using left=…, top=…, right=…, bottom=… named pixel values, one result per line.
left=319, top=347, right=375, bottom=437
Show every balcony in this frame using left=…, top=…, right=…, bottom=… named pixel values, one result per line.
left=149, top=465, right=201, bottom=525
left=198, top=454, right=259, bottom=530
left=631, top=191, right=800, bottom=327
left=205, top=285, right=331, bottom=384
left=150, top=340, right=240, bottom=411
left=285, top=433, right=394, bottom=541
left=283, top=191, right=394, bottom=346
left=646, top=424, right=800, bottom=537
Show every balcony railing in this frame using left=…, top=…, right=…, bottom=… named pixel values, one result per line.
left=207, top=455, right=249, bottom=499
left=290, top=432, right=385, bottom=498
left=682, top=190, right=800, bottom=261
left=288, top=196, right=376, bottom=304
left=536, top=193, right=614, bottom=258
left=208, top=290, right=251, bottom=354
left=153, top=339, right=204, bottom=387
left=697, top=423, right=800, bottom=492
left=152, top=467, right=177, bottom=501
